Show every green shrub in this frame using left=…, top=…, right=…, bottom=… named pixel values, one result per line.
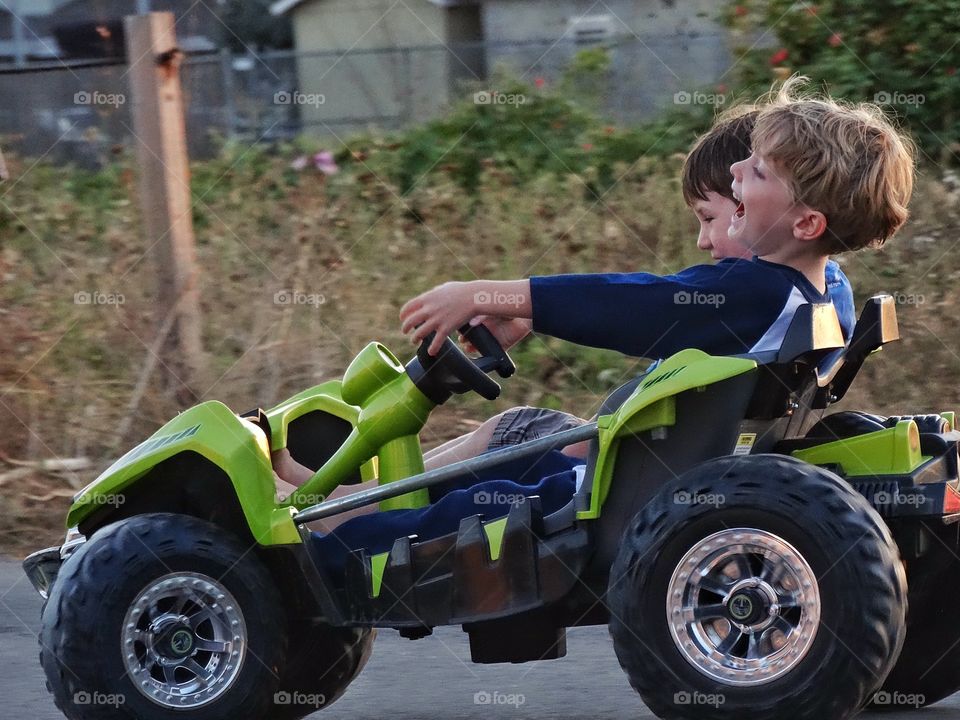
left=722, top=0, right=960, bottom=163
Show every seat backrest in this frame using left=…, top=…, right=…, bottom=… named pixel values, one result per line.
left=813, top=294, right=899, bottom=407
left=741, top=302, right=846, bottom=367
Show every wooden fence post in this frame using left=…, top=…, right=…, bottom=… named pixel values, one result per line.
left=124, top=12, right=204, bottom=400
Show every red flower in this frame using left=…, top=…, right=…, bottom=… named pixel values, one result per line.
left=716, top=83, right=728, bottom=94
left=604, top=126, right=616, bottom=135
left=947, top=67, right=957, bottom=76
left=828, top=33, right=842, bottom=47
left=534, top=77, right=546, bottom=88
left=806, top=4, right=819, bottom=15
left=769, top=48, right=789, bottom=66
left=734, top=5, right=747, bottom=16
left=582, top=143, right=593, bottom=151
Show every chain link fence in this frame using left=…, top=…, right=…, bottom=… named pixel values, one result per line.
left=0, top=32, right=729, bottom=166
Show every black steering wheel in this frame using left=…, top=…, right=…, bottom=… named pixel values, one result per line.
left=406, top=323, right=516, bottom=403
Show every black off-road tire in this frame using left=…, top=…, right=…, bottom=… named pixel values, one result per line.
left=40, top=513, right=287, bottom=720
left=608, top=455, right=906, bottom=720
left=273, top=622, right=375, bottom=719
left=870, top=529, right=960, bottom=710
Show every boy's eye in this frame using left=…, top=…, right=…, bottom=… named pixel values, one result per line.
left=753, top=166, right=764, bottom=179
left=704, top=217, right=714, bottom=223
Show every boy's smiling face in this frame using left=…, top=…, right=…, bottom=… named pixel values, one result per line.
left=692, top=192, right=752, bottom=260
left=728, top=152, right=804, bottom=257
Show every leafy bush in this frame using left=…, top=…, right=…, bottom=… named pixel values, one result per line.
left=341, top=51, right=718, bottom=197
left=722, top=0, right=960, bottom=163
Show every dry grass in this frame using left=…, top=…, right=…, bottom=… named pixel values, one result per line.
left=2, top=147, right=958, bottom=557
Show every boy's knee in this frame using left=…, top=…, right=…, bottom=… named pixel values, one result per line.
left=482, top=407, right=528, bottom=428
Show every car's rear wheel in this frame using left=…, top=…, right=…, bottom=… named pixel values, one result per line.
left=608, top=455, right=907, bottom=720
left=870, top=529, right=960, bottom=710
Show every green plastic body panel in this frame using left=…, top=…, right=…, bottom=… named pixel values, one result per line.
left=68, top=339, right=438, bottom=549
left=792, top=419, right=928, bottom=476
left=263, top=381, right=377, bottom=482
left=290, top=342, right=436, bottom=510
left=482, top=516, right=507, bottom=561
left=578, top=350, right=758, bottom=520
left=264, top=380, right=352, bottom=449
left=370, top=552, right=389, bottom=598
left=377, top=435, right=430, bottom=511
left=68, top=401, right=299, bottom=545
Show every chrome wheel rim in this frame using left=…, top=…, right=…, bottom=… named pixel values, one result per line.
left=121, top=572, right=246, bottom=708
left=666, top=528, right=820, bottom=686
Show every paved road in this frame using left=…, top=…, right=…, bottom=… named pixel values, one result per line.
left=3, top=557, right=960, bottom=719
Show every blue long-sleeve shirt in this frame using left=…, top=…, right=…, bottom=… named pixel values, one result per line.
left=825, top=259, right=854, bottom=342
left=530, top=258, right=855, bottom=359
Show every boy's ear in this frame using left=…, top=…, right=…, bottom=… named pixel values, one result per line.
left=792, top=207, right=827, bottom=242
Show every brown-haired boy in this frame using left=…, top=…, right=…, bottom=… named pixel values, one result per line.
left=397, top=78, right=913, bottom=469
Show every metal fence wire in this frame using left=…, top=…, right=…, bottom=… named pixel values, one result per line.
left=0, top=33, right=729, bottom=166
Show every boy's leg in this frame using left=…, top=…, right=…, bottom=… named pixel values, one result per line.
left=273, top=449, right=381, bottom=532
left=423, top=413, right=505, bottom=471
left=425, top=407, right=590, bottom=472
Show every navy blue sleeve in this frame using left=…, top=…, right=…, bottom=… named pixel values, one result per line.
left=825, top=260, right=855, bottom=342
left=530, top=261, right=797, bottom=358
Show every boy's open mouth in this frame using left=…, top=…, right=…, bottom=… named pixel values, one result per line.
left=734, top=201, right=745, bottom=219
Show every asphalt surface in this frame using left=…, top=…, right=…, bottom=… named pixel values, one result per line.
left=3, top=557, right=960, bottom=720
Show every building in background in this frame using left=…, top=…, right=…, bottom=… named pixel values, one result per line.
left=0, top=0, right=68, bottom=63
left=270, top=0, right=484, bottom=132
left=271, top=0, right=730, bottom=134
left=0, top=0, right=733, bottom=164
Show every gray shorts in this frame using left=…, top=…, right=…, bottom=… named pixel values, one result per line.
left=487, top=406, right=589, bottom=451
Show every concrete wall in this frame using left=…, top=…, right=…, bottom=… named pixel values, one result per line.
left=286, top=0, right=732, bottom=131
left=481, top=0, right=731, bottom=118
left=290, top=0, right=462, bottom=130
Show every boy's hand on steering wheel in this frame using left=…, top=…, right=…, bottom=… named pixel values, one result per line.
left=400, top=281, right=478, bottom=356
left=461, top=316, right=531, bottom=353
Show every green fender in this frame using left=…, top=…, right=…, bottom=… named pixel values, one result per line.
left=67, top=401, right=300, bottom=545
left=263, top=380, right=378, bottom=482
left=578, top=349, right=758, bottom=520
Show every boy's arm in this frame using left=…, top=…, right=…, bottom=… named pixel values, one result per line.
left=400, top=279, right=531, bottom=356
left=528, top=267, right=791, bottom=358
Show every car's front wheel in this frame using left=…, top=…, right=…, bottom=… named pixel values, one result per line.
left=40, top=513, right=287, bottom=720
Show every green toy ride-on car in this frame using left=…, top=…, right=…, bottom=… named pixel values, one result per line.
left=23, top=296, right=960, bottom=720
